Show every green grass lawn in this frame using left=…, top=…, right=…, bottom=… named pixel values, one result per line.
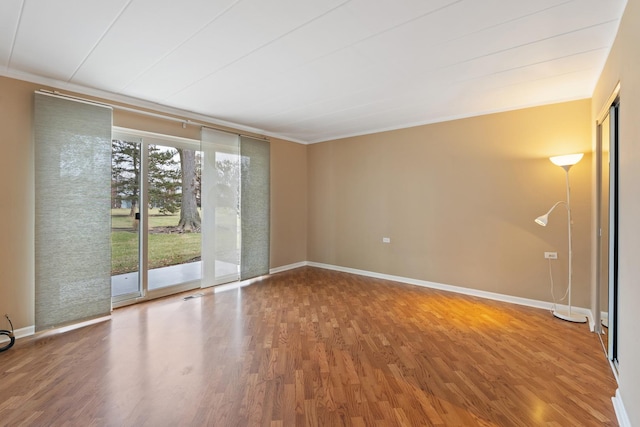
left=111, top=231, right=202, bottom=274
left=111, top=208, right=238, bottom=275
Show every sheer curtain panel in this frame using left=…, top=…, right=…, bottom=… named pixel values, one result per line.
left=34, top=92, right=113, bottom=331
left=200, top=129, right=270, bottom=285
left=201, top=128, right=241, bottom=286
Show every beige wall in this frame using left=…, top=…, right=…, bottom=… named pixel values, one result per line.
left=308, top=100, right=593, bottom=306
left=592, top=0, right=640, bottom=424
left=0, top=75, right=308, bottom=330
left=0, top=77, right=36, bottom=331
left=270, top=137, right=308, bottom=267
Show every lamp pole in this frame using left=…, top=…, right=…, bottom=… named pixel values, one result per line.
left=563, top=166, right=574, bottom=318
left=551, top=163, right=586, bottom=323
left=535, top=153, right=586, bottom=323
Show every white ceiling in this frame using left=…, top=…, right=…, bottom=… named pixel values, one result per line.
left=0, top=0, right=627, bottom=143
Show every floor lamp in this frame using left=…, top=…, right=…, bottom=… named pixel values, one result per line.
left=535, top=153, right=587, bottom=323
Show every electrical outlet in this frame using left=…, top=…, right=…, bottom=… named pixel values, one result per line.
left=382, top=237, right=391, bottom=243
left=544, top=252, right=558, bottom=259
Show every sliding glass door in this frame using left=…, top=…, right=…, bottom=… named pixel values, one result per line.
left=111, top=127, right=269, bottom=304
left=111, top=129, right=204, bottom=304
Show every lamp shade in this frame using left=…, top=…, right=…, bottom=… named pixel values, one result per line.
left=535, top=214, right=548, bottom=226
left=550, top=153, right=584, bottom=167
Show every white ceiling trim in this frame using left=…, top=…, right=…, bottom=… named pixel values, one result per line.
left=66, top=0, right=134, bottom=82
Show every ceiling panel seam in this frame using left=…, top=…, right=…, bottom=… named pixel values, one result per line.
left=442, top=0, right=575, bottom=45
left=68, top=0, right=134, bottom=83
left=193, top=0, right=465, bottom=120
left=207, top=1, right=584, bottom=124
left=6, top=0, right=26, bottom=69
left=455, top=47, right=608, bottom=85
left=162, top=0, right=354, bottom=103
left=117, top=0, right=244, bottom=94
left=449, top=19, right=620, bottom=70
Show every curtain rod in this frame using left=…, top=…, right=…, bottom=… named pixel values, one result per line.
left=36, top=89, right=269, bottom=141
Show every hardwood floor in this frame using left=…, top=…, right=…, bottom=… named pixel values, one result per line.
left=0, top=267, right=617, bottom=426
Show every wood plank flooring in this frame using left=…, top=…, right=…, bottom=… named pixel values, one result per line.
left=0, top=267, right=617, bottom=426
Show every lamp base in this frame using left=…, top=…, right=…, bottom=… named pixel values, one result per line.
left=553, top=310, right=587, bottom=323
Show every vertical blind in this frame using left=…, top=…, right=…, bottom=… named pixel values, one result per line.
left=34, top=92, right=112, bottom=330
left=240, top=136, right=270, bottom=280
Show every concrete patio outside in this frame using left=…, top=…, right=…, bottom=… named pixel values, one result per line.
left=111, top=260, right=239, bottom=296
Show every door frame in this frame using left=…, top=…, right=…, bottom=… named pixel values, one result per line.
left=595, top=83, right=620, bottom=368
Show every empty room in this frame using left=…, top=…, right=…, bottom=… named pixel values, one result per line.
left=1, top=0, right=639, bottom=426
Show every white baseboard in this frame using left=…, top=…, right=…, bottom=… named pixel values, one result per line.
left=305, top=261, right=593, bottom=327
left=270, top=261, right=308, bottom=275
left=37, top=315, right=111, bottom=338
left=0, top=316, right=114, bottom=345
left=0, top=324, right=35, bottom=344
left=612, top=389, right=631, bottom=427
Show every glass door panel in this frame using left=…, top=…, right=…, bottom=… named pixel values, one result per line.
left=111, top=138, right=142, bottom=300
left=147, top=144, right=202, bottom=291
